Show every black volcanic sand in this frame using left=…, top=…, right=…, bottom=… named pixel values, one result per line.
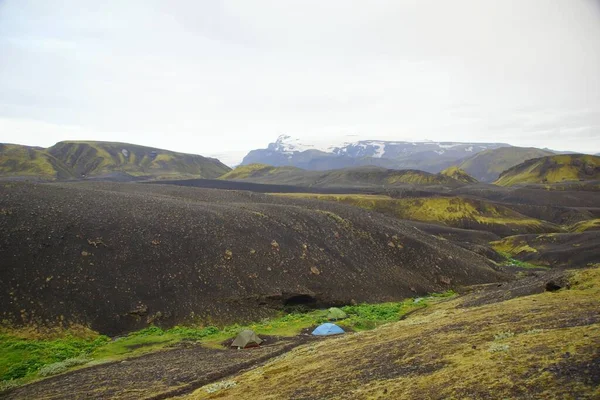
left=0, top=339, right=308, bottom=400
left=0, top=182, right=507, bottom=335
left=157, top=178, right=600, bottom=226
left=451, top=183, right=600, bottom=208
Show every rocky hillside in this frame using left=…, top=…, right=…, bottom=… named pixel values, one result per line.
left=0, top=181, right=507, bottom=335
left=495, top=154, right=600, bottom=186
left=0, top=142, right=230, bottom=180
left=220, top=164, right=463, bottom=188
left=455, top=147, right=556, bottom=182
left=241, top=135, right=511, bottom=173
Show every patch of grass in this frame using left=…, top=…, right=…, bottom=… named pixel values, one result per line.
left=0, top=331, right=109, bottom=383
left=488, top=343, right=510, bottom=353
left=37, top=355, right=92, bottom=377
left=0, top=292, right=457, bottom=388
left=495, top=251, right=548, bottom=269
left=493, top=331, right=515, bottom=341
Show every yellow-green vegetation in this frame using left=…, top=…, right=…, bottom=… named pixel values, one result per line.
left=568, top=219, right=600, bottom=233
left=0, top=144, right=70, bottom=179
left=185, top=268, right=600, bottom=400
left=383, top=170, right=451, bottom=185
left=272, top=193, right=555, bottom=232
left=495, top=251, right=548, bottom=269
left=457, top=147, right=555, bottom=182
left=491, top=236, right=539, bottom=255
left=495, top=154, right=600, bottom=186
left=439, top=166, right=477, bottom=184
left=218, top=164, right=299, bottom=180
left=0, top=294, right=453, bottom=388
left=0, top=141, right=230, bottom=180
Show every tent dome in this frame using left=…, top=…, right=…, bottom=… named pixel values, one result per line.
left=311, top=323, right=345, bottom=336
left=231, top=330, right=263, bottom=348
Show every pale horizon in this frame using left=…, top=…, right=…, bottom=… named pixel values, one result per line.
left=1, top=0, right=600, bottom=165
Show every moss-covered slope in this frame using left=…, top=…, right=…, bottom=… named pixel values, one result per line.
left=185, top=268, right=600, bottom=400
left=220, top=164, right=461, bottom=188
left=456, top=147, right=555, bottom=182
left=0, top=141, right=231, bottom=180
left=273, top=194, right=561, bottom=236
left=439, top=166, right=477, bottom=183
left=495, top=154, right=600, bottom=186
left=0, top=144, right=74, bottom=180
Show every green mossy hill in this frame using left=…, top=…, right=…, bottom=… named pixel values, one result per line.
left=0, top=141, right=231, bottom=180
left=0, top=182, right=506, bottom=335
left=273, top=193, right=560, bottom=236
left=439, top=166, right=477, bottom=184
left=220, top=164, right=461, bottom=187
left=495, top=154, right=600, bottom=186
left=0, top=144, right=73, bottom=180
left=456, top=147, right=555, bottom=182
left=491, top=231, right=600, bottom=268
left=185, top=268, right=600, bottom=400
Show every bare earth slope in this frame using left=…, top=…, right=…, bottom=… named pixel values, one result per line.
left=0, top=182, right=506, bottom=335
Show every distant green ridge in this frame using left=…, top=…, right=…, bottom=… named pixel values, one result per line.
left=0, top=141, right=231, bottom=180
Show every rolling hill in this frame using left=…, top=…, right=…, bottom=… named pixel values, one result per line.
left=270, top=194, right=561, bottom=237
left=0, top=181, right=506, bottom=335
left=439, top=166, right=477, bottom=183
left=455, top=147, right=555, bottom=182
left=0, top=141, right=230, bottom=181
left=220, top=164, right=462, bottom=188
left=495, top=154, right=600, bottom=186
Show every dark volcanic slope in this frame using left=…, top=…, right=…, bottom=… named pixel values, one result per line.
left=492, top=232, right=600, bottom=268
left=0, top=182, right=506, bottom=335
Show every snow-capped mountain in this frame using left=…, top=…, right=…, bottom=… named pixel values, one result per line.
left=241, top=135, right=512, bottom=172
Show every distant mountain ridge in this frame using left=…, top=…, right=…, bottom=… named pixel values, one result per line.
left=455, top=147, right=556, bottom=182
left=0, top=141, right=230, bottom=181
left=221, top=163, right=465, bottom=188
left=241, top=135, right=512, bottom=172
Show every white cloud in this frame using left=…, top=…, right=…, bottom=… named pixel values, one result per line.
left=1, top=0, right=599, bottom=164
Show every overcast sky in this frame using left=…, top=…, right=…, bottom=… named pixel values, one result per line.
left=1, top=0, right=599, bottom=165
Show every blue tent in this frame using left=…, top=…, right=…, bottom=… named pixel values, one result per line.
left=312, top=323, right=345, bottom=336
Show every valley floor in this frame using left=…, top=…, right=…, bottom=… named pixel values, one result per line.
left=2, top=268, right=599, bottom=400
